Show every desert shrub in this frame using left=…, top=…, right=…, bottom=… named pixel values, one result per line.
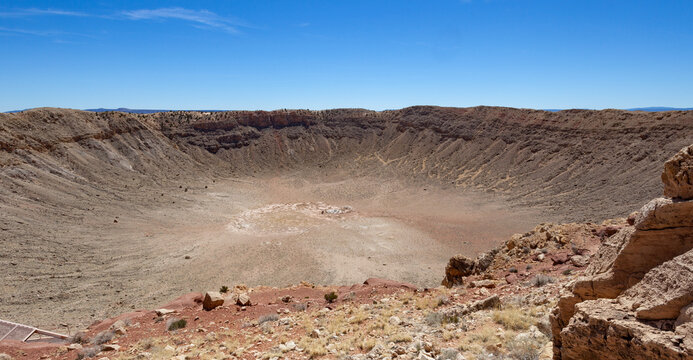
left=530, top=275, right=555, bottom=287
left=358, top=338, right=376, bottom=351
left=540, top=248, right=548, bottom=254
left=508, top=266, right=518, bottom=273
left=562, top=269, right=573, bottom=276
left=220, top=285, right=229, bottom=293
left=436, top=295, right=450, bottom=307
left=258, top=313, right=279, bottom=325
left=439, top=348, right=462, bottom=360
left=69, top=331, right=88, bottom=344
left=492, top=307, right=534, bottom=330
left=138, top=338, right=155, bottom=351
left=324, top=291, right=338, bottom=303
left=425, top=311, right=458, bottom=327
left=526, top=264, right=533, bottom=271
left=292, top=302, right=307, bottom=311
left=389, top=332, right=413, bottom=343
left=91, top=330, right=114, bottom=345
left=505, top=336, right=544, bottom=360
left=415, top=296, right=438, bottom=310
left=166, top=317, right=187, bottom=331
left=77, top=346, right=101, bottom=359
left=458, top=327, right=499, bottom=352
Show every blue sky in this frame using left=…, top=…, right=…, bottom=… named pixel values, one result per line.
left=1, top=1, right=691, bottom=111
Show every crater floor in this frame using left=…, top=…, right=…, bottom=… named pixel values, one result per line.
left=1, top=172, right=544, bottom=330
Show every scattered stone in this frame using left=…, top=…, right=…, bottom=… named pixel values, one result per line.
left=110, top=320, right=127, bottom=335
left=470, top=280, right=496, bottom=289
left=67, top=344, right=83, bottom=351
left=100, top=344, right=120, bottom=352
left=594, top=226, right=620, bottom=238
left=155, top=309, right=174, bottom=316
left=310, top=329, right=321, bottom=338
left=236, top=293, right=252, bottom=306
left=203, top=291, right=224, bottom=310
left=550, top=253, right=570, bottom=265
left=389, top=316, right=402, bottom=325
left=570, top=255, right=588, bottom=267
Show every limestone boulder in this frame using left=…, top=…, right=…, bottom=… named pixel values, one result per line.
left=662, top=144, right=693, bottom=199
left=634, top=197, right=693, bottom=230
left=237, top=293, right=251, bottom=306
left=620, top=249, right=693, bottom=321
left=202, top=291, right=224, bottom=311
left=560, top=299, right=692, bottom=360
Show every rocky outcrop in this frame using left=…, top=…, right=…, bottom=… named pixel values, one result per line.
left=441, top=250, right=497, bottom=287
left=551, top=145, right=693, bottom=360
left=662, top=144, right=693, bottom=199
left=442, top=222, right=600, bottom=287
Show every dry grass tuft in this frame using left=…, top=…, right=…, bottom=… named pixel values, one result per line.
left=492, top=307, right=534, bottom=331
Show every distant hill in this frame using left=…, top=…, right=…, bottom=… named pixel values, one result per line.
left=86, top=108, right=229, bottom=114
left=5, top=106, right=693, bottom=114
left=626, top=107, right=693, bottom=112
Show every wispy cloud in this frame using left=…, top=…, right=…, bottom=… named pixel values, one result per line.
left=0, top=26, right=94, bottom=40
left=0, top=8, right=89, bottom=17
left=0, top=26, right=65, bottom=37
left=121, top=7, right=241, bottom=33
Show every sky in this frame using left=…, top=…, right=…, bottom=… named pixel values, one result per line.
left=1, top=0, right=692, bottom=112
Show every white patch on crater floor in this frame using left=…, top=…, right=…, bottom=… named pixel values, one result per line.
left=226, top=202, right=354, bottom=236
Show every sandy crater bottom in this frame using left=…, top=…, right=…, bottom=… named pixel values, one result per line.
left=1, top=173, right=545, bottom=329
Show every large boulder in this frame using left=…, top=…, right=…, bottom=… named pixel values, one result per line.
left=634, top=197, right=693, bottom=230
left=662, top=144, right=693, bottom=199
left=620, top=250, right=693, bottom=321
left=442, top=255, right=476, bottom=287
left=202, top=291, right=224, bottom=310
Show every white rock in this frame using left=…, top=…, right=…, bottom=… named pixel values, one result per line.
left=155, top=309, right=174, bottom=316
left=417, top=351, right=435, bottom=360
left=389, top=316, right=402, bottom=325
left=237, top=293, right=251, bottom=306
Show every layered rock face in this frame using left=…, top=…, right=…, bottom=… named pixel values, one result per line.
left=551, top=145, right=693, bottom=360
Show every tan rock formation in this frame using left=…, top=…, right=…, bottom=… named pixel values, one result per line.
left=551, top=145, right=693, bottom=359
left=662, top=144, right=693, bottom=199
left=202, top=292, right=224, bottom=311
